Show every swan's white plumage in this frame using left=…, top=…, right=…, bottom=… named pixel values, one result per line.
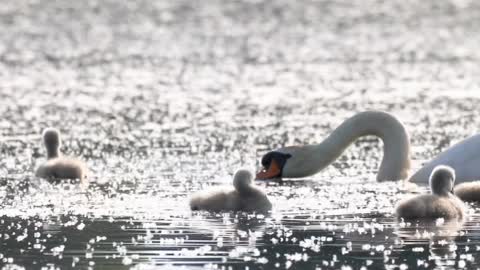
left=396, top=165, right=465, bottom=220
left=410, top=134, right=480, bottom=185
left=190, top=169, right=272, bottom=213
left=35, top=128, right=88, bottom=184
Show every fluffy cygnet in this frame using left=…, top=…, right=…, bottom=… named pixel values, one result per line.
left=190, top=169, right=272, bottom=213
left=396, top=165, right=465, bottom=220
left=35, top=128, right=88, bottom=184
left=454, top=182, right=480, bottom=202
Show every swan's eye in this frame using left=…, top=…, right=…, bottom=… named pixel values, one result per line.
left=191, top=205, right=199, bottom=211
left=261, top=155, right=272, bottom=167
left=261, top=152, right=292, bottom=168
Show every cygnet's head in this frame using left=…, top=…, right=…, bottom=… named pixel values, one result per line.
left=233, top=169, right=254, bottom=194
left=42, top=128, right=61, bottom=158
left=429, top=165, right=455, bottom=196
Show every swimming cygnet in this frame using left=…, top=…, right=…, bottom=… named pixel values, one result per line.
left=190, top=169, right=272, bottom=213
left=454, top=182, right=480, bottom=202
left=396, top=165, right=465, bottom=220
left=35, top=128, right=88, bottom=184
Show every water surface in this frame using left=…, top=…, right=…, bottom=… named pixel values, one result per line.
left=1, top=0, right=480, bottom=269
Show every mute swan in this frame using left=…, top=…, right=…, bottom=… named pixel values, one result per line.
left=256, top=111, right=480, bottom=184
left=35, top=128, right=88, bottom=184
left=190, top=169, right=272, bottom=212
left=395, top=165, right=465, bottom=220
left=454, top=182, right=480, bottom=202
left=256, top=111, right=411, bottom=182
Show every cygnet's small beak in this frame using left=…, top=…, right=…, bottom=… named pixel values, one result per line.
left=256, top=159, right=282, bottom=180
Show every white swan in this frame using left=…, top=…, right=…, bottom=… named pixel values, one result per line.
left=256, top=111, right=411, bottom=182
left=190, top=169, right=272, bottom=212
left=395, top=165, right=465, bottom=220
left=35, top=128, right=88, bottom=184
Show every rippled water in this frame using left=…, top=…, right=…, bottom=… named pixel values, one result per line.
left=1, top=0, right=480, bottom=269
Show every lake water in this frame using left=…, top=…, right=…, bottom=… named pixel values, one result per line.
left=1, top=0, right=480, bottom=269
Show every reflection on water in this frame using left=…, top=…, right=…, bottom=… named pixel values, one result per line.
left=395, top=219, right=467, bottom=269
left=2, top=179, right=480, bottom=269
left=2, top=0, right=480, bottom=269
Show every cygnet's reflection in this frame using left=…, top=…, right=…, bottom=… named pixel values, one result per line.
left=395, top=218, right=465, bottom=267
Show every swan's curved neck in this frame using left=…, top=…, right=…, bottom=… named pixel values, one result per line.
left=311, top=111, right=410, bottom=181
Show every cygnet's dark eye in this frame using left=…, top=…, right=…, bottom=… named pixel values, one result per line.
left=191, top=206, right=199, bottom=211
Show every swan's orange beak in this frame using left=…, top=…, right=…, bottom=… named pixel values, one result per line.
left=256, top=159, right=281, bottom=180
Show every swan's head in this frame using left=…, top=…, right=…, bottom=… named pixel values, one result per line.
left=256, top=149, right=293, bottom=179
left=257, top=143, right=325, bottom=179
left=233, top=169, right=254, bottom=192
left=42, top=128, right=61, bottom=158
left=429, top=165, right=455, bottom=196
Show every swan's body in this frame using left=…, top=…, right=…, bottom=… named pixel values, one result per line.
left=396, top=166, right=465, bottom=220
left=257, top=111, right=411, bottom=182
left=409, top=134, right=480, bottom=185
left=190, top=169, right=272, bottom=212
left=454, top=181, right=480, bottom=202
left=35, top=128, right=88, bottom=184
left=36, top=158, right=87, bottom=181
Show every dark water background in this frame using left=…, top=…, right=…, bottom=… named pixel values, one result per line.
left=1, top=0, right=480, bottom=269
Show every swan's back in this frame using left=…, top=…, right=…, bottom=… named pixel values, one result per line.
left=238, top=185, right=272, bottom=212
left=36, top=158, right=88, bottom=183
left=189, top=189, right=240, bottom=211
left=396, top=194, right=464, bottom=220
left=409, top=134, right=480, bottom=185
left=454, top=182, right=480, bottom=202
